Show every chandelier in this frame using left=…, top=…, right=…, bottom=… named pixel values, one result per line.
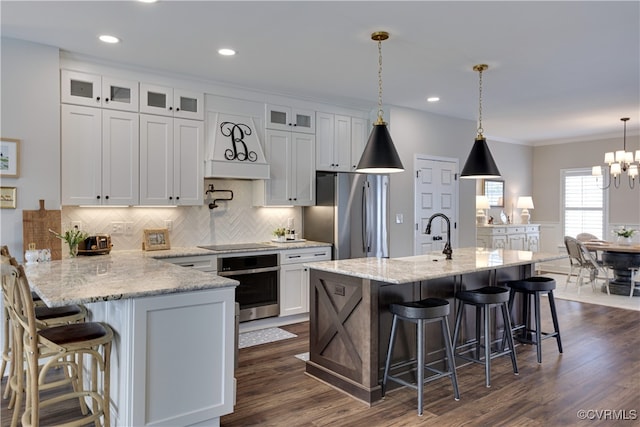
left=592, top=117, right=639, bottom=189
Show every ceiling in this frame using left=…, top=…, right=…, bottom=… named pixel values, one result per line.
left=2, top=1, right=639, bottom=145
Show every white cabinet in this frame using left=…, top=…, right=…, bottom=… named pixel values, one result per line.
left=477, top=224, right=540, bottom=252
left=140, top=115, right=204, bottom=206
left=160, top=254, right=218, bottom=273
left=254, top=129, right=315, bottom=206
left=279, top=246, right=331, bottom=316
left=140, top=83, right=204, bottom=120
left=61, top=104, right=139, bottom=205
left=266, top=103, right=315, bottom=134
left=61, top=69, right=139, bottom=112
left=350, top=117, right=368, bottom=171
left=315, top=112, right=352, bottom=172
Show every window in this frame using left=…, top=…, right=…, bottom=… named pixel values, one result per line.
left=562, top=168, right=608, bottom=239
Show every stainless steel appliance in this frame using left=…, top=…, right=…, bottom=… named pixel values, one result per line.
left=216, top=252, right=279, bottom=322
left=303, top=171, right=390, bottom=259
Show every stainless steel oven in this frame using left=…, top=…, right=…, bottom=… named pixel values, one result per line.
left=217, top=253, right=279, bottom=322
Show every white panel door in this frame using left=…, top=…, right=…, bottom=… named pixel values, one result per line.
left=140, top=114, right=174, bottom=205
left=173, top=118, right=204, bottom=205
left=414, top=156, right=459, bottom=255
left=102, top=110, right=139, bottom=205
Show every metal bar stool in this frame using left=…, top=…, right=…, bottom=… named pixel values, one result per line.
left=382, top=298, right=460, bottom=416
left=506, top=277, right=562, bottom=363
left=452, top=286, right=518, bottom=388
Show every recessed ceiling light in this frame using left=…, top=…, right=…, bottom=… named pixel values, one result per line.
left=138, top=0, right=158, bottom=3
left=218, top=48, right=236, bottom=56
left=99, top=35, right=120, bottom=44
left=427, top=97, right=440, bottom=103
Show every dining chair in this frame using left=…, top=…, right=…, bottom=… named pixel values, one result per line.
left=578, top=242, right=611, bottom=295
left=563, top=236, right=610, bottom=294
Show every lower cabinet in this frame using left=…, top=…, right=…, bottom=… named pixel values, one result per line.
left=477, top=224, right=540, bottom=252
left=280, top=246, right=331, bottom=316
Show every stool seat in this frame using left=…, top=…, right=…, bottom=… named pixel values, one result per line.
left=39, top=322, right=111, bottom=346
left=35, top=304, right=84, bottom=320
left=508, top=277, right=556, bottom=292
left=456, top=286, right=509, bottom=305
left=389, top=298, right=449, bottom=319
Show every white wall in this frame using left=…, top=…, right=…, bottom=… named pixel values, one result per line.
left=0, top=38, right=60, bottom=258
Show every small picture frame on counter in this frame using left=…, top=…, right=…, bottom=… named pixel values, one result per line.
left=142, top=228, right=171, bottom=251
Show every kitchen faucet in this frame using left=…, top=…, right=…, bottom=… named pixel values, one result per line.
left=425, top=213, right=452, bottom=260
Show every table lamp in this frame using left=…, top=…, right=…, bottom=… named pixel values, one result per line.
left=476, top=195, right=490, bottom=225
left=517, top=196, right=534, bottom=224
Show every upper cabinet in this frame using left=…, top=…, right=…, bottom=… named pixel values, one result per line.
left=266, top=104, right=315, bottom=134
left=316, top=113, right=368, bottom=172
left=61, top=104, right=139, bottom=206
left=61, top=69, right=139, bottom=112
left=140, top=83, right=204, bottom=120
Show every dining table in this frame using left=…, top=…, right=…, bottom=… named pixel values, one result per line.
left=582, top=240, right=640, bottom=296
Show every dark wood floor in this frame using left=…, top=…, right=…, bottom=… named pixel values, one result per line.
left=3, top=299, right=639, bottom=426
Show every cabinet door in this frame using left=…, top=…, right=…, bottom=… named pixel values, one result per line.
left=61, top=104, right=102, bottom=205
left=140, top=83, right=174, bottom=116
left=279, top=263, right=308, bottom=316
left=61, top=70, right=102, bottom=108
left=140, top=114, right=174, bottom=205
left=509, top=234, right=527, bottom=251
left=315, top=112, right=335, bottom=171
left=102, top=110, right=139, bottom=205
left=173, top=119, right=204, bottom=205
left=173, top=89, right=204, bottom=120
left=102, top=77, right=139, bottom=112
left=334, top=115, right=352, bottom=172
left=266, top=104, right=315, bottom=133
left=291, top=133, right=315, bottom=206
left=263, top=130, right=291, bottom=205
left=350, top=117, right=367, bottom=171
left=292, top=107, right=315, bottom=134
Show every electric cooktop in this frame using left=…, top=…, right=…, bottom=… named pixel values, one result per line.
left=198, top=243, right=275, bottom=251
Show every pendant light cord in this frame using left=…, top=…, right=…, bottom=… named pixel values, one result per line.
left=477, top=68, right=483, bottom=136
left=376, top=37, right=385, bottom=125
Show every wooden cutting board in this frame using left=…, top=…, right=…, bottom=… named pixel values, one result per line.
left=22, top=199, right=62, bottom=260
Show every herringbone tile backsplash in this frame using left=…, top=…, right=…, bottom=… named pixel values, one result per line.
left=62, top=179, right=302, bottom=251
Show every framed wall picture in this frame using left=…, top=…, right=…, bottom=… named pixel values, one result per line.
left=143, top=228, right=171, bottom=251
left=0, top=187, right=17, bottom=209
left=483, top=179, right=505, bottom=207
left=0, top=138, right=20, bottom=178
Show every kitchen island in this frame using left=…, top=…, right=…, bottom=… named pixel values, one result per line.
left=305, top=247, right=566, bottom=404
left=23, top=250, right=239, bottom=427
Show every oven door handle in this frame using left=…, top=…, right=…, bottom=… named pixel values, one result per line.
left=218, top=266, right=280, bottom=276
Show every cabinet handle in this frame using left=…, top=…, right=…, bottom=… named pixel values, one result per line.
left=289, top=255, right=302, bottom=259
left=105, top=98, right=110, bottom=103
left=169, top=196, right=173, bottom=200
left=176, top=196, right=180, bottom=200
left=105, top=195, right=109, bottom=200
left=169, top=106, right=173, bottom=111
left=176, top=107, right=180, bottom=111
left=96, top=96, right=101, bottom=102
left=96, top=195, right=101, bottom=200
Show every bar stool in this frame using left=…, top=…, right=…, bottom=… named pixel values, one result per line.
left=452, top=286, right=518, bottom=388
left=382, top=298, right=460, bottom=416
left=505, top=277, right=562, bottom=363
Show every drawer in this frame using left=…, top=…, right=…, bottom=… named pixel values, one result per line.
left=511, top=227, right=526, bottom=234
left=526, top=226, right=539, bottom=233
left=162, top=254, right=217, bottom=272
left=492, top=227, right=507, bottom=234
left=280, top=247, right=331, bottom=265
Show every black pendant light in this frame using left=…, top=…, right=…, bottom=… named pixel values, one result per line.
left=460, top=64, right=501, bottom=179
left=356, top=31, right=404, bottom=174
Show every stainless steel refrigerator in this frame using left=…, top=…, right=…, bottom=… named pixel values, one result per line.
left=302, top=171, right=389, bottom=259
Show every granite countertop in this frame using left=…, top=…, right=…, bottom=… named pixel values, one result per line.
left=23, top=251, right=238, bottom=307
left=306, top=247, right=567, bottom=284
left=23, top=240, right=332, bottom=307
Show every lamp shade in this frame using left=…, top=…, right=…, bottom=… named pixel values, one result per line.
left=356, top=123, right=404, bottom=174
left=516, top=196, right=534, bottom=210
left=476, top=195, right=490, bottom=209
left=460, top=136, right=501, bottom=179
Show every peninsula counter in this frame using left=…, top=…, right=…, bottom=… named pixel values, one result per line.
left=23, top=251, right=239, bottom=427
left=304, top=247, right=566, bottom=404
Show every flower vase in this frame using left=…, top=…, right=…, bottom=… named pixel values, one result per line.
left=68, top=243, right=79, bottom=257
left=617, top=236, right=632, bottom=246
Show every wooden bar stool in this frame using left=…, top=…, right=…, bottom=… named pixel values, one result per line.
left=506, top=277, right=563, bottom=363
left=382, top=298, right=460, bottom=416
left=5, top=264, right=112, bottom=427
left=452, top=286, right=518, bottom=388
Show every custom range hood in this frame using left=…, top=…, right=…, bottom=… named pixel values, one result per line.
left=205, top=107, right=270, bottom=180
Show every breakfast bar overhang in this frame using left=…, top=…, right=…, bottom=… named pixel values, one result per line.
left=304, top=247, right=566, bottom=404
